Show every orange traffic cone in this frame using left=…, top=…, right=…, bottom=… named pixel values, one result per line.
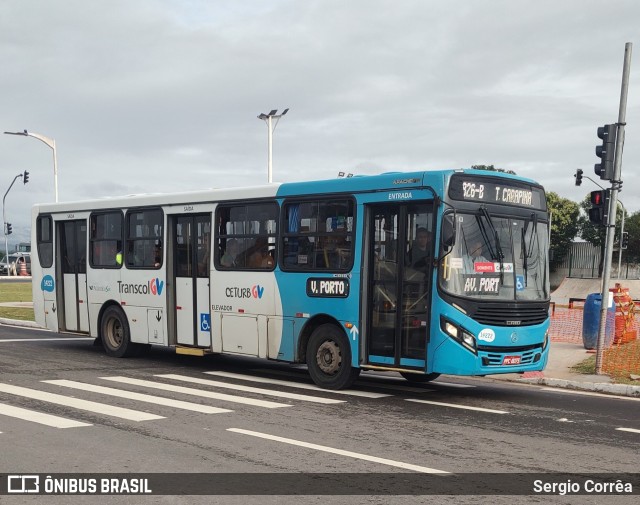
left=18, top=260, right=27, bottom=276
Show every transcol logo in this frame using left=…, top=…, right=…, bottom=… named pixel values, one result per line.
left=118, top=278, right=164, bottom=296
left=41, top=275, right=55, bottom=292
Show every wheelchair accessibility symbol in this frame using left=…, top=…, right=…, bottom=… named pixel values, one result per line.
left=516, top=275, right=525, bottom=291
left=200, top=313, right=211, bottom=332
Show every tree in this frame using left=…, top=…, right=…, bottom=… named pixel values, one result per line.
left=622, top=211, right=640, bottom=263
left=470, top=164, right=516, bottom=175
left=546, top=192, right=580, bottom=271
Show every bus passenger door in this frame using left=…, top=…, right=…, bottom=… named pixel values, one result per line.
left=173, top=214, right=211, bottom=347
left=365, top=204, right=433, bottom=370
left=57, top=219, right=89, bottom=333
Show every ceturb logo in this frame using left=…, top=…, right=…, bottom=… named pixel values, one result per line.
left=225, top=285, right=265, bottom=299
left=118, top=278, right=164, bottom=295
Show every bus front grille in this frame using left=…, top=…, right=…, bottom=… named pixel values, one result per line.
left=473, top=304, right=548, bottom=326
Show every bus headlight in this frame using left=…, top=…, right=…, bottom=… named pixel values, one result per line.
left=441, top=317, right=477, bottom=354
left=542, top=328, right=549, bottom=350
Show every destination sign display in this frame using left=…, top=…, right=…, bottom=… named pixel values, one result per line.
left=449, top=175, right=546, bottom=210
left=306, top=278, right=350, bottom=298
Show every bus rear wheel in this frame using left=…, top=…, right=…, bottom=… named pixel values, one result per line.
left=400, top=372, right=441, bottom=383
left=306, top=324, right=360, bottom=390
left=101, top=306, right=140, bottom=358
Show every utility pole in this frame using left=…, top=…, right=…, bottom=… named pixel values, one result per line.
left=596, top=42, right=632, bottom=374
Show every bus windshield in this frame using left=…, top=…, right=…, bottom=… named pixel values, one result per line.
left=439, top=211, right=549, bottom=301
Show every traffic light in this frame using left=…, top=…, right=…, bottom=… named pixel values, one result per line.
left=575, top=169, right=583, bottom=186
left=621, top=231, right=629, bottom=249
left=588, top=189, right=609, bottom=225
left=23, top=170, right=29, bottom=184
left=5, top=223, right=12, bottom=235
left=594, top=124, right=617, bottom=181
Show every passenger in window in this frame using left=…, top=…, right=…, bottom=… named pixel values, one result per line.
left=154, top=240, right=162, bottom=268
left=248, top=237, right=274, bottom=269
left=197, top=236, right=209, bottom=275
left=406, top=227, right=432, bottom=268
left=220, top=239, right=239, bottom=268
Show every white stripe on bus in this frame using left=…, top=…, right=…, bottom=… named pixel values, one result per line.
left=0, top=402, right=92, bottom=429
left=156, top=374, right=346, bottom=404
left=0, top=383, right=162, bottom=422
left=0, top=338, right=95, bottom=343
left=100, top=376, right=290, bottom=409
left=206, top=372, right=390, bottom=398
left=405, top=398, right=509, bottom=414
left=43, top=380, right=233, bottom=414
left=227, top=428, right=449, bottom=474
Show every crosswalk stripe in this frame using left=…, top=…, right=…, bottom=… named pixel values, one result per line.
left=100, top=376, right=291, bottom=409
left=43, top=380, right=233, bottom=414
left=206, top=372, right=390, bottom=398
left=406, top=398, right=509, bottom=414
left=156, top=374, right=346, bottom=404
left=0, top=383, right=163, bottom=422
left=0, top=402, right=92, bottom=429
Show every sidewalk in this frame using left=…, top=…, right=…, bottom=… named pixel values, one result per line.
left=491, top=341, right=640, bottom=397
left=1, top=302, right=639, bottom=397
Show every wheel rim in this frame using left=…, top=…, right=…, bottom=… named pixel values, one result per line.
left=315, top=339, right=342, bottom=375
left=105, top=316, right=123, bottom=349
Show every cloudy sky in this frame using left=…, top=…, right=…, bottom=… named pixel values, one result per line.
left=2, top=0, right=639, bottom=246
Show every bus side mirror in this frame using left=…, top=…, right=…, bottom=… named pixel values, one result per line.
left=441, top=212, right=456, bottom=249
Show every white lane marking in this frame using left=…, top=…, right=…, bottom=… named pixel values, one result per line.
left=157, top=374, right=345, bottom=404
left=354, top=380, right=434, bottom=393
left=227, top=428, right=449, bottom=474
left=0, top=383, right=161, bottom=422
left=362, top=373, right=476, bottom=388
left=206, top=372, right=390, bottom=398
left=0, top=402, right=92, bottom=428
left=616, top=427, right=640, bottom=434
left=541, top=387, right=640, bottom=402
left=0, top=337, right=94, bottom=343
left=43, top=380, right=233, bottom=414
left=406, top=399, right=509, bottom=414
left=100, top=376, right=290, bottom=409
left=557, top=418, right=574, bottom=423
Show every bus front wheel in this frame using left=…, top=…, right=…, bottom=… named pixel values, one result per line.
left=306, top=324, right=360, bottom=390
left=101, top=306, right=139, bottom=358
left=400, top=372, right=440, bottom=383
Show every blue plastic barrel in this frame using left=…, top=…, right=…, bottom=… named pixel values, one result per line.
left=582, top=293, right=615, bottom=350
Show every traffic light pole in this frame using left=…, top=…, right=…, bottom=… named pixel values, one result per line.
left=596, top=42, right=632, bottom=375
left=3, top=173, right=24, bottom=274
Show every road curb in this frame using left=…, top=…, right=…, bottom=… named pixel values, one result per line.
left=0, top=317, right=43, bottom=329
left=511, top=377, right=640, bottom=398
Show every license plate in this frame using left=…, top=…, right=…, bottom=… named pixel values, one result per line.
left=502, top=355, right=521, bottom=365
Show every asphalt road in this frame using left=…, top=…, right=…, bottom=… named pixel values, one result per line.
left=0, top=323, right=638, bottom=503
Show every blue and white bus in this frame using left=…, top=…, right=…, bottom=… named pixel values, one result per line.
left=31, top=169, right=550, bottom=389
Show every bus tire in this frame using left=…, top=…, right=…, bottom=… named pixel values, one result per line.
left=306, top=324, right=360, bottom=390
left=400, top=372, right=440, bottom=383
left=101, top=306, right=140, bottom=358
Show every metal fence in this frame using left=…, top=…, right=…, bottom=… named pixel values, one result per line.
left=553, top=242, right=639, bottom=280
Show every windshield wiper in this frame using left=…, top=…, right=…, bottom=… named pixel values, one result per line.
left=477, top=207, right=498, bottom=260
left=478, top=207, right=505, bottom=281
left=527, top=213, right=538, bottom=258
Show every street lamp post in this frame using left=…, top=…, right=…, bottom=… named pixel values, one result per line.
left=4, top=130, right=58, bottom=202
left=257, top=109, right=289, bottom=183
